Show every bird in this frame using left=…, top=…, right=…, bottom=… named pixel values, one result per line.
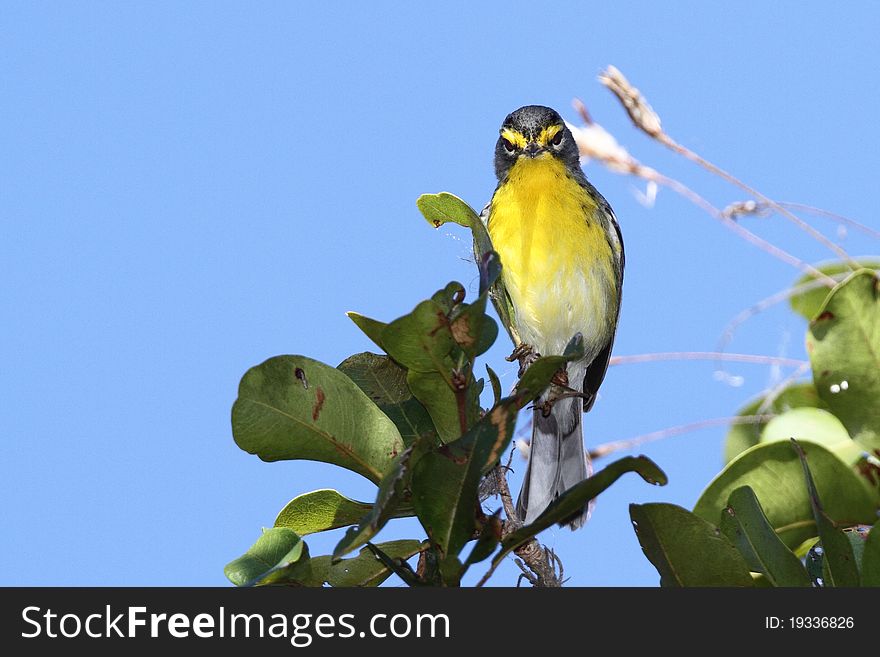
left=483, top=105, right=624, bottom=529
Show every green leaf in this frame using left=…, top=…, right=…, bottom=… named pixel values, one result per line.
left=224, top=527, right=305, bottom=586
left=278, top=554, right=331, bottom=587
left=232, top=356, right=405, bottom=484
left=416, top=193, right=520, bottom=346
left=450, top=293, right=498, bottom=361
left=862, top=522, right=880, bottom=586
left=365, top=543, right=424, bottom=587
left=332, top=442, right=423, bottom=559
left=761, top=408, right=863, bottom=454
left=431, top=281, right=466, bottom=314
left=515, top=334, right=585, bottom=405
left=462, top=511, right=503, bottom=571
left=274, top=489, right=384, bottom=536
left=411, top=399, right=519, bottom=560
left=346, top=312, right=388, bottom=350
left=694, top=441, right=877, bottom=549
left=417, top=192, right=478, bottom=230
left=724, top=382, right=827, bottom=464
left=494, top=456, right=666, bottom=567
left=327, top=540, right=424, bottom=587
left=790, top=259, right=880, bottom=320
left=338, top=352, right=438, bottom=445
left=381, top=299, right=456, bottom=375
left=630, top=503, right=755, bottom=587
left=807, top=269, right=880, bottom=453
left=761, top=407, right=864, bottom=466
left=486, top=364, right=502, bottom=407
left=406, top=370, right=464, bottom=443
left=791, top=439, right=860, bottom=586
left=720, top=486, right=811, bottom=587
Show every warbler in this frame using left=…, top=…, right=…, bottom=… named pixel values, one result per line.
left=483, top=105, right=624, bottom=529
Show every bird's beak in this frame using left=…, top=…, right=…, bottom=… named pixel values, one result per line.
left=523, top=143, right=544, bottom=158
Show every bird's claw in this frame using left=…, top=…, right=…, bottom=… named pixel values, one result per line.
left=507, top=343, right=541, bottom=378
left=550, top=368, right=569, bottom=388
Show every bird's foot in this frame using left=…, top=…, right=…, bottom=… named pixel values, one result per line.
left=550, top=367, right=569, bottom=388
left=507, top=343, right=541, bottom=378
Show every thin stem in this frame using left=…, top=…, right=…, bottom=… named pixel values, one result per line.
left=655, top=132, right=859, bottom=268
left=568, top=113, right=837, bottom=285
left=755, top=361, right=813, bottom=418
left=776, top=202, right=880, bottom=241
left=589, top=415, right=774, bottom=460
left=644, top=167, right=836, bottom=286
left=715, top=277, right=847, bottom=357
left=609, top=351, right=808, bottom=368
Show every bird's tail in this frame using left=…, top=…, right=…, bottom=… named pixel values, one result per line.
left=516, top=392, right=592, bottom=530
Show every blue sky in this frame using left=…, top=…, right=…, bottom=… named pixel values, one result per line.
left=2, top=2, right=878, bottom=586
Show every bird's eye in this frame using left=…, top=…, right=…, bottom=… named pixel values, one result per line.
left=551, top=131, right=564, bottom=147
left=503, top=139, right=517, bottom=154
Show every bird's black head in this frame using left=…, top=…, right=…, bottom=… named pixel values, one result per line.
left=494, top=105, right=580, bottom=180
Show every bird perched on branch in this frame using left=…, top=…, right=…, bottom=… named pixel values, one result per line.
left=483, top=105, right=624, bottom=529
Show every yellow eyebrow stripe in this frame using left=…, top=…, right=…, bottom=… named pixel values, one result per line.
left=500, top=128, right=527, bottom=149
left=537, top=124, right=562, bottom=146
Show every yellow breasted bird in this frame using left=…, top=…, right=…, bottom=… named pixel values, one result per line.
left=483, top=105, right=624, bottom=529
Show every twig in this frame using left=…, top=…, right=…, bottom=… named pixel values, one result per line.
left=599, top=65, right=859, bottom=270
left=481, top=450, right=563, bottom=587
left=776, top=202, right=880, bottom=241
left=589, top=415, right=774, bottom=459
left=714, top=277, right=848, bottom=358
left=491, top=452, right=519, bottom=524
left=755, top=361, right=813, bottom=418
left=609, top=352, right=807, bottom=368
left=568, top=104, right=836, bottom=286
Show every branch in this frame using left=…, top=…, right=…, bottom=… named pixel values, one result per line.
left=609, top=351, right=808, bottom=368
left=482, top=454, right=564, bottom=587
left=568, top=101, right=837, bottom=286
left=589, top=415, right=774, bottom=460
left=598, top=65, right=859, bottom=271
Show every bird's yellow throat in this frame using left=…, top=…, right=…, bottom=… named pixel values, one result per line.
left=488, top=154, right=618, bottom=358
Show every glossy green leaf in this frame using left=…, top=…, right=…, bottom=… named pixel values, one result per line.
left=791, top=439, right=860, bottom=586
left=631, top=503, right=754, bottom=587
left=724, top=382, right=827, bottom=464
left=416, top=193, right=519, bottom=345
left=761, top=407, right=864, bottom=465
left=333, top=443, right=423, bottom=559
left=462, top=512, right=503, bottom=571
left=338, top=352, right=438, bottom=445
left=449, top=293, right=498, bottom=360
left=327, top=540, right=424, bottom=587
left=486, top=364, right=502, bottom=406
left=790, top=259, right=880, bottom=320
left=346, top=312, right=388, bottom=350
left=862, top=522, right=880, bottom=586
left=417, top=192, right=477, bottom=229
left=232, top=356, right=405, bottom=484
left=411, top=399, right=518, bottom=559
left=515, top=334, right=585, bottom=405
left=694, top=441, right=877, bottom=549
left=224, top=527, right=305, bottom=587
left=365, top=542, right=424, bottom=587
left=274, top=489, right=379, bottom=536
left=381, top=299, right=456, bottom=374
left=431, top=281, right=466, bottom=314
left=807, top=269, right=880, bottom=453
left=491, top=456, right=667, bottom=571
left=406, top=370, right=464, bottom=443
left=720, top=486, right=811, bottom=586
